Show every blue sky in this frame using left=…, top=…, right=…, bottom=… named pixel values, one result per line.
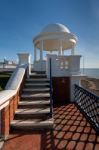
left=0, top=0, right=99, bottom=68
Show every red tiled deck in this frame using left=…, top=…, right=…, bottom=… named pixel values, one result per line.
left=2, top=104, right=99, bottom=150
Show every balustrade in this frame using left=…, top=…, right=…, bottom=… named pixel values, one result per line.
left=74, top=84, right=99, bottom=134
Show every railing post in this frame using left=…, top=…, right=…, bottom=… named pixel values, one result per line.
left=17, top=53, right=31, bottom=78
left=49, top=58, right=53, bottom=117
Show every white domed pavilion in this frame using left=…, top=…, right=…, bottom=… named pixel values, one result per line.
left=33, top=23, right=77, bottom=57
left=33, top=23, right=82, bottom=101
left=33, top=23, right=79, bottom=72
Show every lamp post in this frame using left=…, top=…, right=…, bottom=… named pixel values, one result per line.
left=3, top=57, right=6, bottom=69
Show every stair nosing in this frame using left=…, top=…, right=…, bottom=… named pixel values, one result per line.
left=11, top=119, right=54, bottom=127
left=19, top=100, right=50, bottom=105
left=26, top=78, right=50, bottom=81
left=21, top=93, right=50, bottom=98
left=23, top=88, right=50, bottom=92
left=30, top=74, right=46, bottom=76
left=25, top=83, right=50, bottom=86
left=15, top=108, right=50, bottom=114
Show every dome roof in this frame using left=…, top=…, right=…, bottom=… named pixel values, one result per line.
left=41, top=23, right=70, bottom=34
left=33, top=23, right=77, bottom=51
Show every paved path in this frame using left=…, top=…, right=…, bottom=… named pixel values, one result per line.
left=2, top=104, right=99, bottom=150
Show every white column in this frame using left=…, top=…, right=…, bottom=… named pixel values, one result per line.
left=34, top=45, right=37, bottom=62
left=40, top=40, right=43, bottom=61
left=58, top=50, right=61, bottom=55
left=71, top=47, right=75, bottom=55
left=58, top=40, right=62, bottom=55
left=50, top=50, right=53, bottom=54
left=62, top=50, right=64, bottom=55
left=39, top=40, right=43, bottom=71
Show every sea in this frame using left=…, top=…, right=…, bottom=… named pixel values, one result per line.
left=80, top=68, right=99, bottom=79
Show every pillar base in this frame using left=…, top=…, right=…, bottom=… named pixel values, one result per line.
left=17, top=53, right=31, bottom=77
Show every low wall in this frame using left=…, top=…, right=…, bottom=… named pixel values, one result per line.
left=0, top=64, right=16, bottom=72
left=46, top=54, right=81, bottom=78
left=0, top=64, right=27, bottom=139
left=1, top=91, right=19, bottom=139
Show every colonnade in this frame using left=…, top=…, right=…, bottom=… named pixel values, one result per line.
left=34, top=40, right=75, bottom=63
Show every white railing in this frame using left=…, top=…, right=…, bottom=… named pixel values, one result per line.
left=46, top=54, right=81, bottom=77
left=5, top=64, right=27, bottom=91
left=55, top=56, right=69, bottom=70
left=0, top=64, right=27, bottom=139
left=0, top=64, right=27, bottom=110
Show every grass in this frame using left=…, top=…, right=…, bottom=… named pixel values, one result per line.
left=0, top=72, right=12, bottom=91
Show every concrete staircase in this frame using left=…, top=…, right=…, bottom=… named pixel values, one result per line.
left=11, top=72, right=53, bottom=130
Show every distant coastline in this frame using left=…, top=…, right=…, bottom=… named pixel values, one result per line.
left=80, top=68, right=99, bottom=79
left=0, top=65, right=99, bottom=78
left=80, top=68, right=99, bottom=96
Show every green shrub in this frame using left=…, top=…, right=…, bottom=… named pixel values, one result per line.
left=0, top=72, right=12, bottom=90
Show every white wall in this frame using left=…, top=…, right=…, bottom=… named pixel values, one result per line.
left=46, top=54, right=81, bottom=78
left=46, top=54, right=85, bottom=102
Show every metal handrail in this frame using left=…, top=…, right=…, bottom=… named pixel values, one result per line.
left=74, top=84, right=99, bottom=134
left=49, top=58, right=53, bottom=117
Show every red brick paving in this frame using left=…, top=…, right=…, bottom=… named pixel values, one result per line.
left=66, top=141, right=76, bottom=149
left=76, top=142, right=85, bottom=150
left=80, top=133, right=88, bottom=141
left=85, top=143, right=94, bottom=150
left=2, top=104, right=99, bottom=150
left=72, top=133, right=80, bottom=140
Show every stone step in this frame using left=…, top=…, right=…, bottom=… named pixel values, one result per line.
left=22, top=88, right=50, bottom=93
left=21, top=97, right=50, bottom=101
left=30, top=73, right=46, bottom=78
left=11, top=118, right=54, bottom=130
left=21, top=93, right=50, bottom=99
left=25, top=83, right=50, bottom=87
left=19, top=100, right=50, bottom=105
left=30, top=73, right=46, bottom=76
left=18, top=100, right=50, bottom=108
left=31, top=71, right=46, bottom=74
left=15, top=107, right=50, bottom=115
left=26, top=78, right=50, bottom=82
left=10, top=72, right=54, bottom=131
left=15, top=113, right=49, bottom=119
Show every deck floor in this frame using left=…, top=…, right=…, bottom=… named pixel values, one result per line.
left=3, top=103, right=99, bottom=150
